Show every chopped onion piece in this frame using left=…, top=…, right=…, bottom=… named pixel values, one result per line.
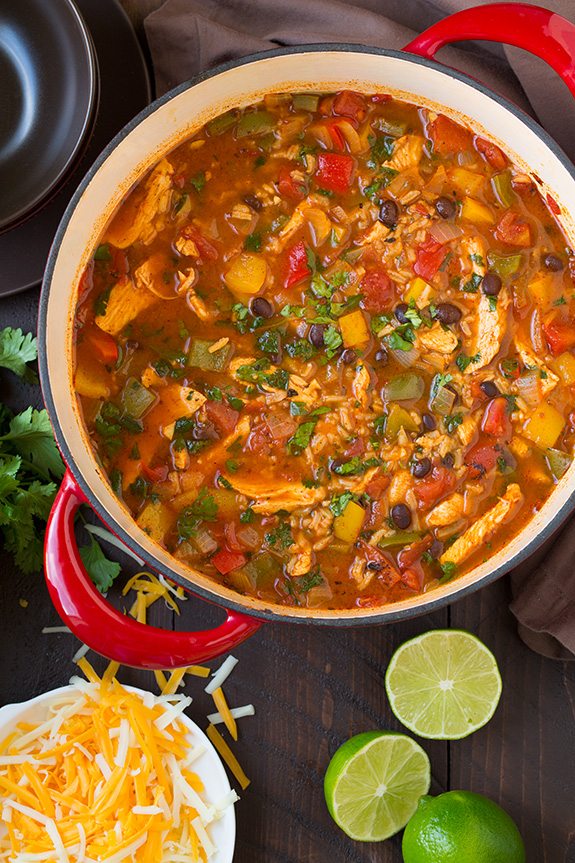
left=236, top=526, right=260, bottom=549
left=192, top=528, right=218, bottom=555
left=430, top=384, right=456, bottom=416
left=515, top=371, right=540, bottom=406
left=391, top=346, right=420, bottom=368
left=429, top=221, right=463, bottom=245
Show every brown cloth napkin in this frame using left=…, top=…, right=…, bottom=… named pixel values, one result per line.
left=137, top=0, right=575, bottom=657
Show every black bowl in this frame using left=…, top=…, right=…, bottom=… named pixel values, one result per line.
left=0, top=0, right=97, bottom=231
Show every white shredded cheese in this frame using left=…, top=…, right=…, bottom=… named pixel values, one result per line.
left=95, top=753, right=112, bottom=781
left=204, top=655, right=238, bottom=695
left=131, top=805, right=163, bottom=816
left=206, top=704, right=255, bottom=725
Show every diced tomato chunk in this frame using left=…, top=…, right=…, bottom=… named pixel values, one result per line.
left=475, top=137, right=507, bottom=170
left=401, top=567, right=424, bottom=592
left=284, top=239, right=312, bottom=288
left=413, top=237, right=446, bottom=282
left=414, top=466, right=456, bottom=509
left=371, top=94, right=392, bottom=103
left=141, top=463, right=169, bottom=483
left=494, top=210, right=532, bottom=247
left=481, top=397, right=512, bottom=440
left=325, top=120, right=346, bottom=151
left=315, top=152, right=355, bottom=194
left=212, top=548, right=247, bottom=575
left=277, top=166, right=306, bottom=201
left=365, top=474, right=391, bottom=499
left=205, top=400, right=239, bottom=435
left=398, top=535, right=434, bottom=570
left=333, top=90, right=367, bottom=122
left=78, top=261, right=94, bottom=297
left=546, top=193, right=561, bottom=215
left=427, top=114, right=473, bottom=155
left=360, top=269, right=394, bottom=313
left=86, top=329, right=118, bottom=365
left=543, top=319, right=575, bottom=356
left=345, top=437, right=366, bottom=457
left=464, top=442, right=498, bottom=479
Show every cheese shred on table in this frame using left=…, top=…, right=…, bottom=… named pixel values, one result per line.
left=0, top=672, right=237, bottom=862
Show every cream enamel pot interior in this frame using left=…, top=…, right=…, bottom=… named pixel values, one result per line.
left=39, top=3, right=575, bottom=668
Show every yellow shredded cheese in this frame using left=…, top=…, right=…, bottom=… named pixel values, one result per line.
left=211, top=688, right=238, bottom=741
left=187, top=665, right=211, bottom=678
left=0, top=671, right=236, bottom=862
left=206, top=725, right=250, bottom=790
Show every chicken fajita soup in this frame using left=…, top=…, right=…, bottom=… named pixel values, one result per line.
left=73, top=90, right=575, bottom=610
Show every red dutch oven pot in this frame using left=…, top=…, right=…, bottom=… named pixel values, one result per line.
left=40, top=4, right=575, bottom=668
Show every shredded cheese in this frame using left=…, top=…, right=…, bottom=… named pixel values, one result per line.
left=0, top=672, right=237, bottom=862
left=210, top=688, right=237, bottom=741
left=205, top=656, right=238, bottom=695
left=206, top=725, right=250, bottom=790
left=206, top=704, right=255, bottom=726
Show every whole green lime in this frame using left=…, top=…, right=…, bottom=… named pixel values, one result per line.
left=402, top=791, right=525, bottom=863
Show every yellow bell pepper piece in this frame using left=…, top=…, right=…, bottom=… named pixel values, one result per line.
left=523, top=401, right=565, bottom=449
left=449, top=167, right=485, bottom=196
left=339, top=310, right=370, bottom=347
left=333, top=500, right=365, bottom=543
left=551, top=351, right=575, bottom=385
left=224, top=253, right=268, bottom=296
left=460, top=196, right=495, bottom=225
left=405, top=276, right=433, bottom=306
left=305, top=207, right=332, bottom=247
left=385, top=404, right=419, bottom=441
left=527, top=272, right=554, bottom=307
left=74, top=365, right=111, bottom=399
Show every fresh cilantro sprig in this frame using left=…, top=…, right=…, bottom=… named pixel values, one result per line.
left=0, top=327, right=38, bottom=382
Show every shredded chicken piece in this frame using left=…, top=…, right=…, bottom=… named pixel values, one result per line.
left=287, top=546, right=314, bottom=577
left=460, top=236, right=487, bottom=277
left=221, top=477, right=326, bottom=514
left=465, top=289, right=510, bottom=373
left=440, top=483, right=523, bottom=566
left=387, top=135, right=425, bottom=172
left=457, top=415, right=478, bottom=448
left=105, top=159, right=174, bottom=248
left=426, top=493, right=465, bottom=527
left=388, top=470, right=412, bottom=507
left=509, top=436, right=532, bottom=460
left=417, top=323, right=458, bottom=355
left=352, top=364, right=372, bottom=408
left=513, top=338, right=559, bottom=399
left=288, top=374, right=322, bottom=406
left=349, top=556, right=374, bottom=591
left=95, top=278, right=156, bottom=336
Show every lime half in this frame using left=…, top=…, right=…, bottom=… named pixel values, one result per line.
left=324, top=731, right=431, bottom=841
left=385, top=629, right=502, bottom=740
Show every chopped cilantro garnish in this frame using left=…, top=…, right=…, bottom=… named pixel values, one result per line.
left=443, top=412, right=463, bottom=434
left=287, top=420, right=317, bottom=454
left=329, top=491, right=354, bottom=516
left=177, top=489, right=218, bottom=539
left=439, top=561, right=457, bottom=583
left=190, top=170, right=206, bottom=192
left=461, top=273, right=483, bottom=293
left=244, top=232, right=262, bottom=252
left=324, top=326, right=343, bottom=358
left=265, top=521, right=293, bottom=550
left=256, top=330, right=281, bottom=356
left=456, top=352, right=481, bottom=372
left=240, top=507, right=255, bottom=523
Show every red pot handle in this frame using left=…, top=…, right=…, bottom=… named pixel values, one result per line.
left=404, top=2, right=575, bottom=98
left=44, top=470, right=262, bottom=669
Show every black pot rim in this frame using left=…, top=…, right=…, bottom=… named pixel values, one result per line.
left=38, top=41, right=575, bottom=627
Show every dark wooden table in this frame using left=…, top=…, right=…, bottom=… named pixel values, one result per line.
left=1, top=4, right=574, bottom=861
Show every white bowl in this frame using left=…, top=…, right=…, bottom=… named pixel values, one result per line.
left=0, top=684, right=236, bottom=863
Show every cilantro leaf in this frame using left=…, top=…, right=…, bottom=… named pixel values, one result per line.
left=329, top=491, right=354, bottom=517
left=177, top=489, right=218, bottom=539
left=287, top=420, right=317, bottom=454
left=324, top=326, right=343, bottom=358
left=438, top=561, right=457, bottom=584
left=79, top=536, right=121, bottom=594
left=0, top=408, right=64, bottom=480
left=0, top=328, right=38, bottom=381
left=265, top=521, right=293, bottom=550
left=456, top=352, right=481, bottom=372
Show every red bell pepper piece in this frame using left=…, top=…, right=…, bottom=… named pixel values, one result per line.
left=86, top=329, right=118, bottom=365
left=427, top=114, right=473, bottom=155
left=481, top=397, right=512, bottom=439
left=360, top=269, right=394, bottom=313
left=205, top=400, right=239, bottom=435
left=475, top=137, right=507, bottom=171
left=333, top=90, right=367, bottom=122
left=141, top=463, right=169, bottom=484
left=413, top=237, right=446, bottom=281
left=494, top=211, right=532, bottom=247
left=179, top=225, right=219, bottom=261
left=212, top=548, right=247, bottom=575
left=543, top=319, right=575, bottom=355
left=315, top=152, right=355, bottom=194
left=277, top=166, right=306, bottom=201
left=284, top=240, right=312, bottom=288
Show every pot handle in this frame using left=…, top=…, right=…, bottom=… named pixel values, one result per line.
left=44, top=470, right=262, bottom=669
left=403, top=2, right=575, bottom=97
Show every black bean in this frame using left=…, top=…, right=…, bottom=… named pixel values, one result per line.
left=330, top=457, right=345, bottom=472
left=341, top=349, right=357, bottom=364
left=286, top=388, right=298, bottom=397
left=374, top=347, right=388, bottom=364
left=442, top=452, right=455, bottom=469
left=249, top=296, right=274, bottom=318
left=411, top=457, right=432, bottom=478
left=391, top=504, right=412, bottom=530
left=434, top=303, right=462, bottom=325
left=395, top=303, right=409, bottom=324
left=481, top=272, right=502, bottom=296
left=243, top=194, right=262, bottom=211
left=435, top=196, right=456, bottom=220
left=309, top=324, right=326, bottom=348
left=428, top=539, right=443, bottom=560
left=379, top=199, right=399, bottom=228
left=422, top=412, right=437, bottom=431
left=543, top=252, right=564, bottom=271
left=366, top=560, right=383, bottom=571
left=480, top=380, right=500, bottom=398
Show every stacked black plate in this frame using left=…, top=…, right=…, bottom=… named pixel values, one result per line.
left=0, top=0, right=151, bottom=295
